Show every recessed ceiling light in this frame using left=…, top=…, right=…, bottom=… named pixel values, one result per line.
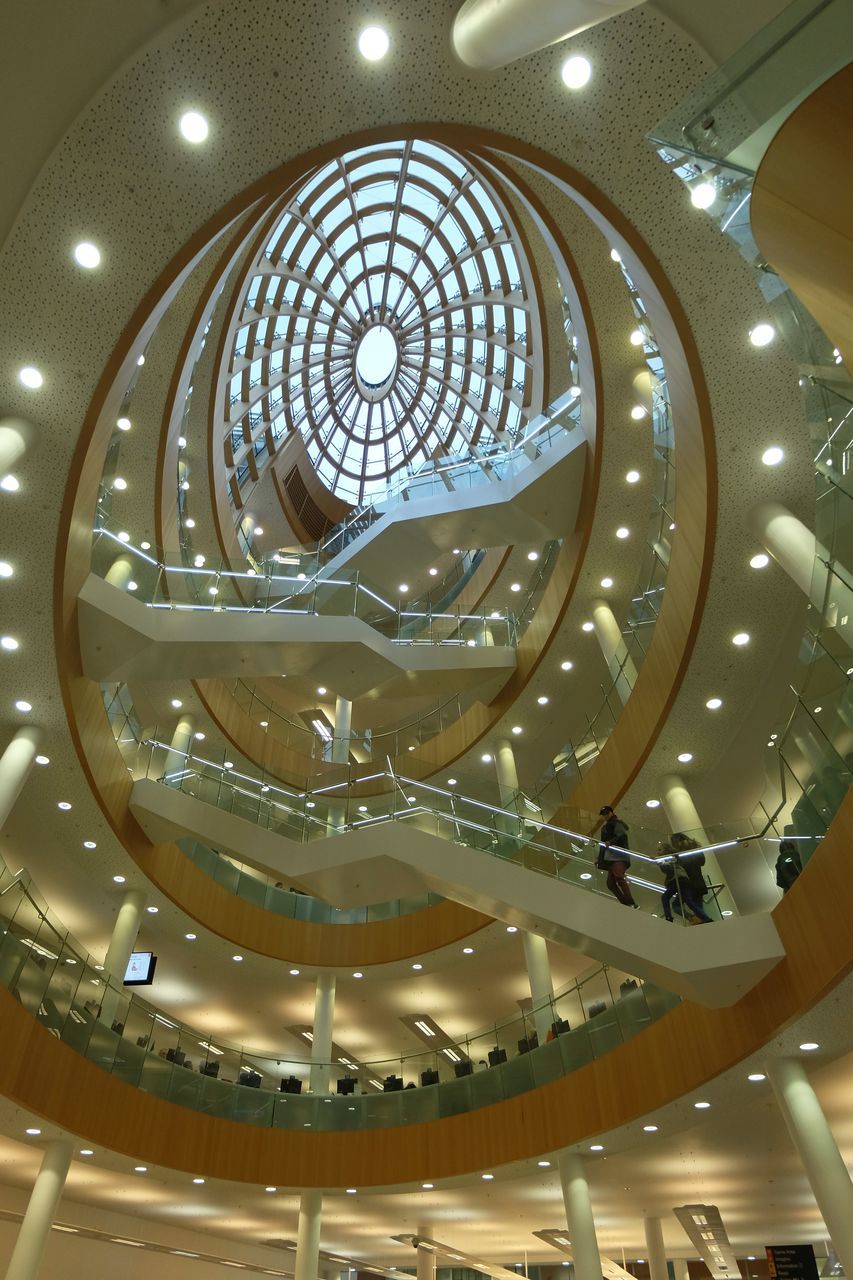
left=732, top=632, right=750, bottom=646
left=814, top=705, right=822, bottom=713
left=412, top=962, right=423, bottom=971
left=177, top=436, right=187, bottom=449
left=600, top=577, right=613, bottom=589
left=582, top=621, right=594, bottom=632
left=0, top=561, right=12, bottom=577
left=398, top=584, right=409, bottom=594
left=57, top=801, right=71, bottom=810
left=447, top=778, right=457, bottom=786
left=113, top=478, right=128, bottom=492
left=116, top=417, right=131, bottom=431
left=569, top=384, right=581, bottom=397
left=510, top=582, right=522, bottom=592
left=18, top=366, right=43, bottom=389
left=345, top=1187, right=358, bottom=1194
left=799, top=1042, right=819, bottom=1052
left=610, top=248, right=622, bottom=263
left=677, top=752, right=693, bottom=763
left=146, top=906, right=158, bottom=914
left=1, top=635, right=19, bottom=650
left=79, top=1148, right=94, bottom=1156
left=511, top=725, right=522, bottom=735
left=194, top=555, right=205, bottom=568
left=35, top=755, right=49, bottom=765
left=748, top=1073, right=766, bottom=1082
left=750, top=323, right=775, bottom=347
left=538, top=1160, right=551, bottom=1167
left=589, top=1144, right=604, bottom=1151
left=625, top=470, right=640, bottom=483
left=180, top=479, right=189, bottom=489
left=73, top=241, right=101, bottom=269
left=643, top=1124, right=658, bottom=1132
left=580, top=872, right=592, bottom=880
left=265, top=1186, right=276, bottom=1193
left=113, top=875, right=125, bottom=884
left=254, top=527, right=264, bottom=537
left=561, top=54, right=592, bottom=89
left=481, top=752, right=492, bottom=763
left=134, top=1166, right=148, bottom=1173
left=15, top=700, right=32, bottom=713
left=184, top=517, right=195, bottom=529
left=429, top=567, right=438, bottom=575
left=83, top=840, right=97, bottom=849
left=630, top=405, right=647, bottom=420
left=179, top=111, right=209, bottom=143
left=352, top=971, right=363, bottom=979
left=117, top=531, right=130, bottom=543
left=232, top=954, right=243, bottom=962
left=506, top=925, right=518, bottom=933
left=170, top=698, right=183, bottom=709
left=127, top=580, right=138, bottom=592
left=694, top=1101, right=711, bottom=1109
left=645, top=799, right=660, bottom=809
left=25, top=1128, right=41, bottom=1136
left=422, top=1182, right=434, bottom=1189
left=1, top=475, right=20, bottom=491
left=358, top=25, right=389, bottom=60
left=482, top=1172, right=495, bottom=1180
left=260, top=720, right=269, bottom=728
left=527, top=551, right=539, bottom=561
left=630, top=328, right=644, bottom=346
left=616, top=527, right=630, bottom=539
left=762, top=446, right=784, bottom=467
left=192, top=1176, right=205, bottom=1184
left=690, top=182, right=716, bottom=209
left=463, top=946, right=474, bottom=954
left=537, top=695, right=549, bottom=705
left=140, top=541, right=151, bottom=550
left=193, top=731, right=205, bottom=741
left=185, top=933, right=196, bottom=940
left=561, top=660, right=573, bottom=671
left=705, top=697, right=722, bottom=710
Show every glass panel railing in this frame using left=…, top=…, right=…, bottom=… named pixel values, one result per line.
left=0, top=852, right=680, bottom=1129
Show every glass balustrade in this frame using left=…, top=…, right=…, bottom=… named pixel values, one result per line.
left=0, top=854, right=680, bottom=1131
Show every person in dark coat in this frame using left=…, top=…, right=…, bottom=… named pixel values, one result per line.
left=598, top=805, right=638, bottom=908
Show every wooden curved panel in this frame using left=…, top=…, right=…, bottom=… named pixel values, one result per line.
left=752, top=65, right=853, bottom=373
left=4, top=790, right=852, bottom=1186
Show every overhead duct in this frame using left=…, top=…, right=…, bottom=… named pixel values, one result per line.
left=452, top=0, right=645, bottom=70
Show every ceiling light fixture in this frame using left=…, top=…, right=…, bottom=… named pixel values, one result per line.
left=73, top=241, right=101, bottom=269
left=398, top=584, right=408, bottom=594
left=750, top=322, right=776, bottom=347
left=18, top=366, right=43, bottom=389
left=83, top=840, right=96, bottom=849
left=616, top=527, right=630, bottom=540
left=630, top=329, right=644, bottom=346
left=561, top=55, right=592, bottom=89
left=511, top=725, right=522, bottom=735
left=1, top=475, right=20, bottom=491
left=358, top=25, right=389, bottom=60
left=185, top=933, right=196, bottom=940
left=748, top=1073, right=766, bottom=1082
left=626, top=469, right=640, bottom=483
left=677, top=752, right=693, bottom=764
left=705, top=697, right=722, bottom=710
left=561, top=660, right=573, bottom=671
left=582, top=621, right=594, bottom=632
left=600, top=576, right=613, bottom=589
left=799, top=1042, right=819, bottom=1052
left=643, top=1124, right=658, bottom=1132
left=694, top=1101, right=711, bottom=1109
left=481, top=752, right=492, bottom=763
left=0, top=561, right=12, bottom=577
left=57, top=801, right=71, bottom=810
left=762, top=446, right=784, bottom=467
left=179, top=111, right=209, bottom=143
left=352, top=971, right=363, bottom=979
left=113, top=875, right=125, bottom=884
left=35, top=755, right=49, bottom=765
left=15, top=699, right=31, bottom=713
left=589, top=1144, right=604, bottom=1152
left=116, top=417, right=131, bottom=431
left=170, top=698, right=183, bottom=709
left=510, top=582, right=521, bottom=592
left=690, top=182, right=716, bottom=209
left=630, top=405, right=647, bottom=420
left=1, top=635, right=19, bottom=650
left=645, top=799, right=660, bottom=809
left=537, top=695, right=549, bottom=705
left=463, top=946, right=474, bottom=954
left=732, top=632, right=751, bottom=647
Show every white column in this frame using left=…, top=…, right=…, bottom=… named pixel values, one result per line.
left=671, top=1260, right=690, bottom=1280
left=100, top=888, right=146, bottom=1026
left=4, top=1138, right=73, bottom=1280
left=332, top=696, right=352, bottom=766
left=452, top=0, right=644, bottom=69
left=660, top=773, right=775, bottom=914
left=417, top=1222, right=436, bottom=1280
left=104, top=555, right=135, bottom=590
left=309, top=972, right=336, bottom=1095
left=750, top=501, right=853, bottom=647
left=591, top=600, right=636, bottom=705
left=558, top=1152, right=602, bottom=1280
left=493, top=736, right=523, bottom=840
left=0, top=418, right=34, bottom=478
left=768, top=1058, right=853, bottom=1277
left=644, top=1216, right=668, bottom=1280
left=522, top=931, right=554, bottom=1045
left=294, top=1189, right=323, bottom=1280
left=0, top=727, right=42, bottom=829
left=161, top=714, right=195, bottom=780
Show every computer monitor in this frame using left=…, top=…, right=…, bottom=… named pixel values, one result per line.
left=123, top=951, right=157, bottom=986
left=336, top=1076, right=356, bottom=1095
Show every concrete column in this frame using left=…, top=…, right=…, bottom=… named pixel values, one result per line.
left=0, top=418, right=34, bottom=478
left=591, top=600, right=636, bottom=705
left=0, top=727, right=42, bottom=830
left=494, top=738, right=520, bottom=807
left=103, top=889, right=147, bottom=983
left=4, top=1138, right=73, bottom=1280
left=161, top=714, right=195, bottom=781
left=558, top=1152, right=602, bottom=1280
left=309, top=972, right=336, bottom=1095
left=644, top=1216, right=668, bottom=1280
left=294, top=1189, right=323, bottom=1280
left=332, top=696, right=352, bottom=766
left=659, top=773, right=775, bottom=915
left=522, top=931, right=554, bottom=1045
left=104, top=555, right=135, bottom=590
left=750, top=501, right=853, bottom=648
left=768, top=1059, right=853, bottom=1276
left=417, top=1222, right=436, bottom=1280
left=452, top=0, right=643, bottom=69
left=671, top=1260, right=690, bottom=1280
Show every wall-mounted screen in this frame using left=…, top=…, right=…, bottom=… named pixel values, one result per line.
left=123, top=951, right=157, bottom=986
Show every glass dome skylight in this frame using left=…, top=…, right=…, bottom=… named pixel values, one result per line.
left=224, top=140, right=536, bottom=505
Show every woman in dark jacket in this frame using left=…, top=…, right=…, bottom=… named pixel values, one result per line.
left=598, top=805, right=638, bottom=908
